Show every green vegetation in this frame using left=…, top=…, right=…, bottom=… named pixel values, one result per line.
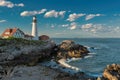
left=0, top=37, right=46, bottom=46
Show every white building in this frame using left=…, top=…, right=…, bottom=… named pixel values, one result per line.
left=1, top=28, right=25, bottom=38
left=1, top=28, right=33, bottom=40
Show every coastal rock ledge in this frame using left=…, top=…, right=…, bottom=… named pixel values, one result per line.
left=55, top=40, right=89, bottom=60
left=98, top=64, right=120, bottom=80
left=0, top=38, right=56, bottom=66
left=0, top=38, right=92, bottom=80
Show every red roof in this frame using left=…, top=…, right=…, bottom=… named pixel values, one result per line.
left=1, top=28, right=24, bottom=37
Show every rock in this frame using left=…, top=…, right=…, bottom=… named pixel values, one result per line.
left=7, top=55, right=14, bottom=60
left=102, top=64, right=120, bottom=80
left=0, top=38, right=56, bottom=66
left=0, top=66, right=3, bottom=70
left=59, top=40, right=75, bottom=50
left=56, top=40, right=89, bottom=59
left=97, top=77, right=101, bottom=80
left=0, top=53, right=9, bottom=62
left=54, top=72, right=78, bottom=80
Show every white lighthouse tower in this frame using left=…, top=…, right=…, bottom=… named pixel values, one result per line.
left=32, top=16, right=38, bottom=40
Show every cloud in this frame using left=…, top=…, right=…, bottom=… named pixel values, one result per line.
left=20, top=9, right=47, bottom=16
left=85, top=14, right=102, bottom=20
left=15, top=3, right=24, bottom=7
left=81, top=23, right=93, bottom=29
left=44, top=10, right=66, bottom=18
left=113, top=27, right=120, bottom=32
left=0, top=0, right=24, bottom=8
left=67, top=13, right=85, bottom=22
left=81, top=23, right=120, bottom=34
left=61, top=23, right=78, bottom=30
left=62, top=24, right=69, bottom=27
left=69, top=22, right=77, bottom=30
left=113, top=14, right=120, bottom=16
left=0, top=20, right=6, bottom=23
left=81, top=23, right=104, bottom=33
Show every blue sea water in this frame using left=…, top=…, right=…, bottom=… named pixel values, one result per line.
left=52, top=38, right=120, bottom=75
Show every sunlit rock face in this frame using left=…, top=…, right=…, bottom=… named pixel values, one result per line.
left=99, top=64, right=120, bottom=80
left=56, top=40, right=89, bottom=59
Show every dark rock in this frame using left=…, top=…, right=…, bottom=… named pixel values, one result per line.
left=0, top=38, right=56, bottom=66
left=54, top=72, right=78, bottom=80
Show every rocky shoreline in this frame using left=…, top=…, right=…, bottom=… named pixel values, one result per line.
left=0, top=38, right=119, bottom=80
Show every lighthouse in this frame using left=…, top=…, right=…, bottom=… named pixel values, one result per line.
left=32, top=16, right=38, bottom=40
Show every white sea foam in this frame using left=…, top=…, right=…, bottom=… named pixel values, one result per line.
left=88, top=53, right=96, bottom=55
left=84, top=55, right=93, bottom=59
left=85, top=45, right=101, bottom=51
left=84, top=46, right=90, bottom=49
left=58, top=59, right=80, bottom=71
left=66, top=58, right=82, bottom=63
left=92, top=47, right=101, bottom=50
left=85, top=46, right=91, bottom=51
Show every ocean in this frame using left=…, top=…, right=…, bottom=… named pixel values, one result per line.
left=52, top=38, right=120, bottom=75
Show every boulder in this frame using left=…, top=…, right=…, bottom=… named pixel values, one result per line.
left=59, top=40, right=75, bottom=50
left=56, top=40, right=89, bottom=59
left=101, top=64, right=120, bottom=80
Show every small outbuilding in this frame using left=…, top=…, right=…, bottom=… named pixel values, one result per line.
left=39, top=35, right=50, bottom=41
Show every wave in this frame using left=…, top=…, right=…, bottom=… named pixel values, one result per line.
left=88, top=53, right=96, bottom=55
left=41, top=59, right=102, bottom=77
left=85, top=46, right=91, bottom=51
left=84, top=55, right=93, bottom=59
left=65, top=53, right=95, bottom=63
left=86, top=72, right=102, bottom=77
left=85, top=46, right=102, bottom=51
left=58, top=59, right=102, bottom=77
left=66, top=58, right=82, bottom=63
left=58, top=59, right=80, bottom=71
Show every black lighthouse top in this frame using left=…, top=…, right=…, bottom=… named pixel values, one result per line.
left=33, top=16, right=37, bottom=23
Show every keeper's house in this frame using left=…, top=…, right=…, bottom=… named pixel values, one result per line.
left=1, top=28, right=33, bottom=40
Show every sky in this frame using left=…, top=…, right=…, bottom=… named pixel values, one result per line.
left=1, top=0, right=120, bottom=38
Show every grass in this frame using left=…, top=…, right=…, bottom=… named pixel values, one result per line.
left=0, top=37, right=46, bottom=46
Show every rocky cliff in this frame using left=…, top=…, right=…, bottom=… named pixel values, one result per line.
left=0, top=38, right=56, bottom=66
left=0, top=38, right=92, bottom=80
left=0, top=38, right=57, bottom=79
